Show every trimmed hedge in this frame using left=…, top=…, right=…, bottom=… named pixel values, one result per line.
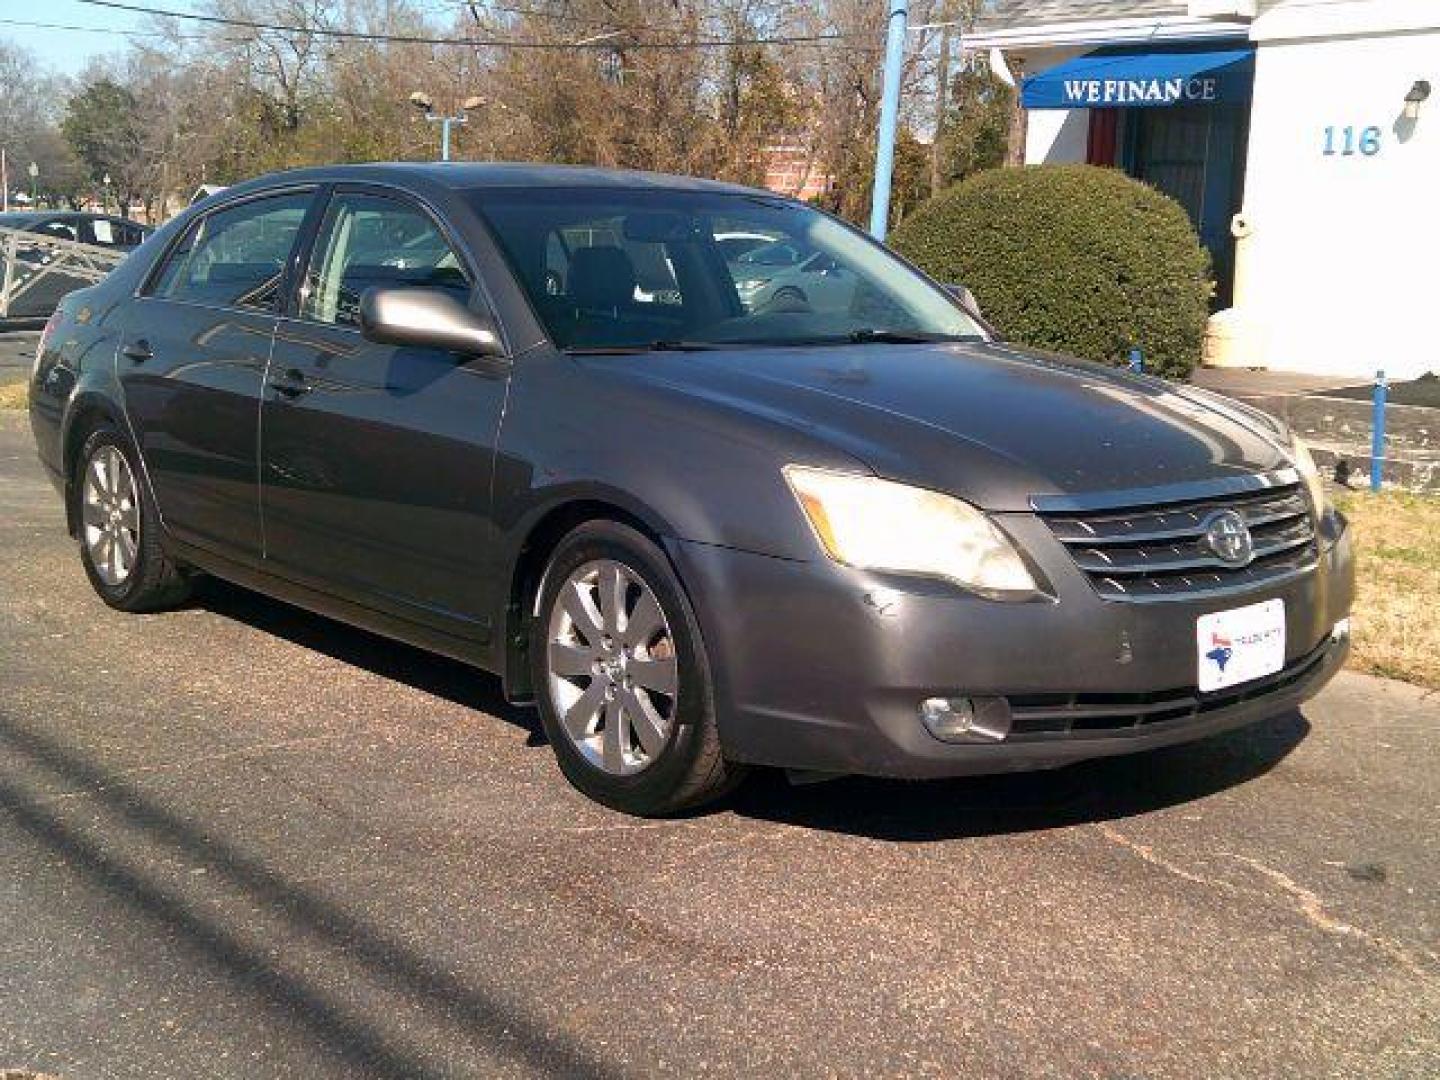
left=891, top=164, right=1212, bottom=379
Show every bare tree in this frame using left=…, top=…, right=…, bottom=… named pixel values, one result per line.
left=44, top=0, right=999, bottom=225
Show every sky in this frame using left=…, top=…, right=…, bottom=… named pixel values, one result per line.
left=0, top=0, right=194, bottom=73
left=0, top=0, right=204, bottom=74
left=3, top=0, right=471, bottom=76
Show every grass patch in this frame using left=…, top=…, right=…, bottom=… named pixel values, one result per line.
left=1335, top=490, right=1440, bottom=688
left=0, top=378, right=27, bottom=410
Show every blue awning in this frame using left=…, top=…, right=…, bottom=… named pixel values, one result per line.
left=1022, top=45, right=1255, bottom=110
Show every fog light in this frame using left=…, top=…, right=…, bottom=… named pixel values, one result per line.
left=919, top=696, right=1011, bottom=743
left=1332, top=617, right=1351, bottom=641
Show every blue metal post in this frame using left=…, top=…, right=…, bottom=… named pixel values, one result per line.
left=1371, top=369, right=1386, bottom=492
left=869, top=0, right=909, bottom=241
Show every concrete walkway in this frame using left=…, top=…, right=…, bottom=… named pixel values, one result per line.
left=1190, top=367, right=1368, bottom=399
left=1192, top=366, right=1438, bottom=492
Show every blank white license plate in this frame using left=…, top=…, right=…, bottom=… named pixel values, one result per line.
left=1196, top=599, right=1286, bottom=693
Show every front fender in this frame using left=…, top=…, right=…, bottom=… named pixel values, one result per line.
left=492, top=351, right=863, bottom=563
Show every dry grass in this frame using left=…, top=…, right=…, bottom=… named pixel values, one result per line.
left=0, top=378, right=26, bottom=410
left=1335, top=490, right=1440, bottom=689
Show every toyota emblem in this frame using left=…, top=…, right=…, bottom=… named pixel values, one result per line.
left=1202, top=510, right=1254, bottom=566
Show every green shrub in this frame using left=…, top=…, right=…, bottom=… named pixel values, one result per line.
left=890, top=164, right=1212, bottom=379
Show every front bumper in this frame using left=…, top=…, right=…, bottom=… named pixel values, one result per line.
left=668, top=512, right=1354, bottom=779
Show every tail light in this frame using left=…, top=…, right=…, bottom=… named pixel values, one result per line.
left=34, top=310, right=61, bottom=379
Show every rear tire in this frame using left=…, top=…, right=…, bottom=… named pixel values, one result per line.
left=530, top=520, right=743, bottom=815
left=74, top=425, right=191, bottom=612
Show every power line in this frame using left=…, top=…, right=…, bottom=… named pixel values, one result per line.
left=70, top=0, right=871, bottom=50
left=425, top=0, right=619, bottom=23
left=0, top=15, right=233, bottom=42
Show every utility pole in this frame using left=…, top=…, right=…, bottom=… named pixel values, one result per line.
left=869, top=0, right=909, bottom=241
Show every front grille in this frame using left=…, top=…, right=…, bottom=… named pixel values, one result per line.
left=1005, top=638, right=1333, bottom=740
left=1041, top=484, right=1318, bottom=602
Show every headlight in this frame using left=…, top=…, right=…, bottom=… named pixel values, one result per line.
left=1290, top=435, right=1329, bottom=517
left=784, top=466, right=1039, bottom=597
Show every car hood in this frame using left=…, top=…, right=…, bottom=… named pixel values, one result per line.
left=606, top=340, right=1292, bottom=512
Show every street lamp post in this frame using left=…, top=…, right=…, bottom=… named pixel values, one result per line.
left=869, top=0, right=909, bottom=241
left=409, top=92, right=489, bottom=162
left=27, top=161, right=38, bottom=207
left=870, top=4, right=973, bottom=241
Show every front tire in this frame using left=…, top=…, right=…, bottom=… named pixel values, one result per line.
left=74, top=425, right=191, bottom=612
left=530, top=520, right=741, bottom=815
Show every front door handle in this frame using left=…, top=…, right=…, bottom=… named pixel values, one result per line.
left=270, top=368, right=310, bottom=399
left=120, top=339, right=152, bottom=363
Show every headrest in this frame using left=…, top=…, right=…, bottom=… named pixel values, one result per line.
left=568, top=246, right=637, bottom=310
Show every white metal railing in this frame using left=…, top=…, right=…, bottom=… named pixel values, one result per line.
left=0, top=226, right=129, bottom=319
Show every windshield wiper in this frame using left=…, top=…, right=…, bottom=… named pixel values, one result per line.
left=565, top=333, right=980, bottom=355
left=846, top=328, right=977, bottom=345
left=565, top=340, right=722, bottom=355
left=648, top=339, right=723, bottom=352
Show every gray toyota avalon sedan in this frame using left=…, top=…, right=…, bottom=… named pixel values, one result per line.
left=28, top=163, right=1354, bottom=815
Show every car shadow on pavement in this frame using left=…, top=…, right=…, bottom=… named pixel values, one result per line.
left=190, top=577, right=548, bottom=746
left=728, top=711, right=1311, bottom=842
left=0, top=711, right=619, bottom=1080
left=193, top=577, right=1310, bottom=843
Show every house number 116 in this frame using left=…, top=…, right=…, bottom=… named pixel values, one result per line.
left=1323, top=125, right=1382, bottom=157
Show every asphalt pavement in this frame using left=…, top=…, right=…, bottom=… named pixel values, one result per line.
left=0, top=333, right=36, bottom=379
left=1, top=410, right=1437, bottom=1078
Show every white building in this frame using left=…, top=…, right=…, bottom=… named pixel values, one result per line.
left=970, top=0, right=1439, bottom=379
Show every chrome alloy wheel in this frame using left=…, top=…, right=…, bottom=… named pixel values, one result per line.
left=546, top=559, right=679, bottom=776
left=81, top=444, right=140, bottom=587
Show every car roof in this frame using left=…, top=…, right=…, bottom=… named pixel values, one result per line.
left=216, top=161, right=770, bottom=200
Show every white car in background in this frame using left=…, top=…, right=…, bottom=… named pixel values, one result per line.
left=729, top=239, right=858, bottom=314
left=714, top=230, right=781, bottom=262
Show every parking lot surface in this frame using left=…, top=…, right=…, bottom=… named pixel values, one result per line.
left=1, top=410, right=1437, bottom=1078
left=0, top=333, right=36, bottom=379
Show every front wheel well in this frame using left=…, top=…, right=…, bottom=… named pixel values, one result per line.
left=503, top=500, right=663, bottom=703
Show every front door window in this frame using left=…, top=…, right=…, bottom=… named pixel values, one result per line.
left=298, top=193, right=471, bottom=327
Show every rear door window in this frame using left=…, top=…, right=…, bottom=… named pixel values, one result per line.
left=148, top=193, right=313, bottom=312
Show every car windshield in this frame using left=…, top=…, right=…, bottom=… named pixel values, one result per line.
left=469, top=188, right=986, bottom=351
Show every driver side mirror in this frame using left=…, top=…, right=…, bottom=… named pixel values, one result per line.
left=358, top=287, right=505, bottom=359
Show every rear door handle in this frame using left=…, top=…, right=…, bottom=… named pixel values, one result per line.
left=120, top=339, right=152, bottom=363
left=270, top=368, right=310, bottom=399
